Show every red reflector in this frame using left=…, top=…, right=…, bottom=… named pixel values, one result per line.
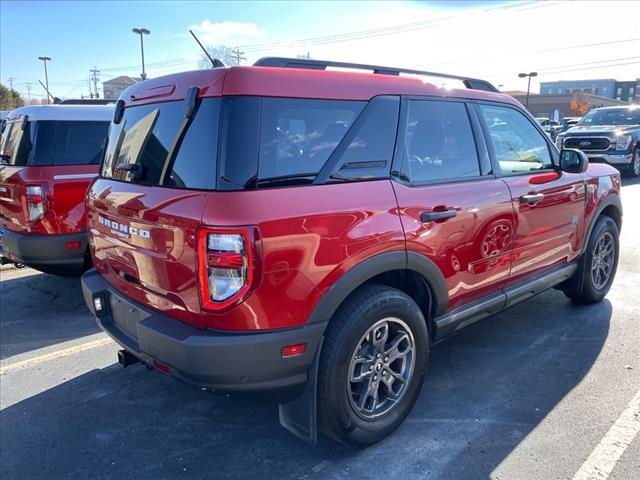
left=65, top=241, right=81, bottom=249
left=153, top=360, right=171, bottom=375
left=281, top=343, right=307, bottom=358
left=207, top=251, right=244, bottom=269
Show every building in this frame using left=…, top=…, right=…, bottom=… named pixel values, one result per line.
left=102, top=76, right=141, bottom=100
left=506, top=92, right=628, bottom=119
left=540, top=78, right=640, bottom=103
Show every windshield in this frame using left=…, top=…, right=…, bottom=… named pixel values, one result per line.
left=578, top=109, right=640, bottom=126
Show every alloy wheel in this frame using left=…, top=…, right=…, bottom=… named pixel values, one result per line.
left=591, top=231, right=615, bottom=289
left=347, top=318, right=416, bottom=419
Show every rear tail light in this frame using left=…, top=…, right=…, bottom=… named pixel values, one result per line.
left=25, top=185, right=45, bottom=222
left=198, top=228, right=257, bottom=310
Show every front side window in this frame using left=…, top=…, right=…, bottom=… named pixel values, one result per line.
left=480, top=105, right=552, bottom=174
left=401, top=100, right=480, bottom=183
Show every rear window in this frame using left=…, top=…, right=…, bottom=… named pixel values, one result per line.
left=101, top=99, right=220, bottom=190
left=32, top=121, right=109, bottom=166
left=0, top=120, right=32, bottom=166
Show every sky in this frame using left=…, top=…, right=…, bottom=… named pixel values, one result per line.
left=1, top=0, right=639, bottom=101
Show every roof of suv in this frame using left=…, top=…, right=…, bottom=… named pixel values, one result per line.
left=120, top=62, right=520, bottom=108
left=6, top=104, right=114, bottom=123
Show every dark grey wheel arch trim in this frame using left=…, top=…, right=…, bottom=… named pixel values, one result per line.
left=584, top=194, right=622, bottom=253
left=306, top=250, right=449, bottom=325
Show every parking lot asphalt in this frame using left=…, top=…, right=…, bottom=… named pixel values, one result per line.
left=1, top=177, right=639, bottom=480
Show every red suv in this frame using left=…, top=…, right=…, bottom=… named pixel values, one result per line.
left=81, top=58, right=622, bottom=445
left=0, top=104, right=112, bottom=275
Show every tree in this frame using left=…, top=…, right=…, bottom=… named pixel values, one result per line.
left=199, top=45, right=237, bottom=69
left=570, top=92, right=592, bottom=116
left=0, top=83, right=26, bottom=110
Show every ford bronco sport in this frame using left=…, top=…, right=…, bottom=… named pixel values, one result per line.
left=0, top=104, right=112, bottom=275
left=81, top=58, right=622, bottom=445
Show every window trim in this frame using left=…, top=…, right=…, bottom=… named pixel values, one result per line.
left=472, top=101, right=559, bottom=179
left=390, top=96, right=493, bottom=188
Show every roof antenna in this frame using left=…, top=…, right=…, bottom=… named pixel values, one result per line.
left=189, top=30, right=226, bottom=68
left=39, top=80, right=62, bottom=104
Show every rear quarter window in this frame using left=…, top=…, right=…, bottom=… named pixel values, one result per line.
left=32, top=121, right=109, bottom=166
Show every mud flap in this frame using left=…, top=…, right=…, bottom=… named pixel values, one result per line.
left=278, top=338, right=323, bottom=445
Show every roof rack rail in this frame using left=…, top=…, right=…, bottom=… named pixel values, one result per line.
left=254, top=57, right=499, bottom=93
left=56, top=99, right=114, bottom=105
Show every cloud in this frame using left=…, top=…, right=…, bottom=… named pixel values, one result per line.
left=188, top=20, right=262, bottom=46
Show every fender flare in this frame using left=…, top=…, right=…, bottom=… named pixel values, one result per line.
left=583, top=193, right=622, bottom=254
left=307, top=250, right=448, bottom=325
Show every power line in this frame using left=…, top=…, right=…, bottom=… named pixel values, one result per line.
left=8, top=77, right=15, bottom=90
left=25, top=82, right=33, bottom=103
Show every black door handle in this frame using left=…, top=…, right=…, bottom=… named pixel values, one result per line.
left=420, top=209, right=457, bottom=223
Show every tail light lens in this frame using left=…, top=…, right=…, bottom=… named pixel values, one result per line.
left=198, top=228, right=256, bottom=310
left=25, top=185, right=45, bottom=222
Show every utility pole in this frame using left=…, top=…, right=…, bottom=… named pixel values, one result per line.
left=90, top=67, right=100, bottom=98
left=25, top=82, right=33, bottom=104
left=38, top=56, right=52, bottom=104
left=231, top=47, right=246, bottom=66
left=8, top=77, right=15, bottom=90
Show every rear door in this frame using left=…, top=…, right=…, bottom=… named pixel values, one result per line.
left=392, top=98, right=515, bottom=312
left=88, top=98, right=221, bottom=329
left=477, top=103, right=586, bottom=284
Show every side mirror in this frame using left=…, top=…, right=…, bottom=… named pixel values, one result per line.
left=559, top=148, right=588, bottom=174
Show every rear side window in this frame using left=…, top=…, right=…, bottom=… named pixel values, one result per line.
left=401, top=100, right=480, bottom=183
left=32, top=121, right=109, bottom=166
left=101, top=99, right=220, bottom=189
left=218, top=97, right=365, bottom=190
left=258, top=98, right=363, bottom=184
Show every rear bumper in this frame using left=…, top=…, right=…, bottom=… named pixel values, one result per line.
left=0, top=228, right=87, bottom=275
left=81, top=268, right=326, bottom=402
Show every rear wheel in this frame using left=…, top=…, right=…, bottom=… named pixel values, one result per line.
left=564, top=215, right=619, bottom=304
left=317, top=284, right=429, bottom=446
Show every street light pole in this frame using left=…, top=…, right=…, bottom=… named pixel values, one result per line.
left=518, top=71, right=538, bottom=109
left=38, top=56, right=52, bottom=104
left=132, top=28, right=151, bottom=80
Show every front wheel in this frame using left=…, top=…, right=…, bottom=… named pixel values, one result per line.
left=564, top=215, right=619, bottom=304
left=317, top=284, right=429, bottom=446
left=625, top=147, right=640, bottom=178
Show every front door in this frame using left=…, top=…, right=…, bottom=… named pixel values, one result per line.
left=477, top=103, right=586, bottom=285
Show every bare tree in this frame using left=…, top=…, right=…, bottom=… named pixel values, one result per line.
left=199, top=45, right=236, bottom=69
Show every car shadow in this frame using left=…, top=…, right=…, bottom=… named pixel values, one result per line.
left=0, top=271, right=99, bottom=359
left=621, top=175, right=640, bottom=188
left=0, top=289, right=611, bottom=479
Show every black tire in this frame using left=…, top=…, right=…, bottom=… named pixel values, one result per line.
left=317, top=284, right=429, bottom=446
left=625, top=147, right=640, bottom=178
left=565, top=215, right=619, bottom=304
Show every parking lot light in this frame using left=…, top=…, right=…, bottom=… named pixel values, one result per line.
left=132, top=27, right=151, bottom=80
left=518, top=71, right=538, bottom=109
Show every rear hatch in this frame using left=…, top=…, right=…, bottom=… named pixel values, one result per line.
left=0, top=114, right=109, bottom=234
left=88, top=93, right=222, bottom=329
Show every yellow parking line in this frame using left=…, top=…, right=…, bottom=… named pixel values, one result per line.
left=0, top=337, right=114, bottom=375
